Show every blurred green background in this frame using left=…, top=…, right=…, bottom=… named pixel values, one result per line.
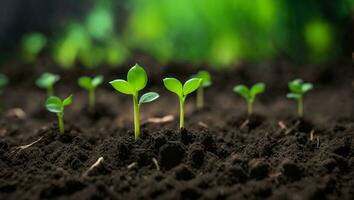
left=0, top=0, right=353, bottom=69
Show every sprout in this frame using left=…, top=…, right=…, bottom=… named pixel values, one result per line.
left=163, top=77, right=202, bottom=128
left=287, top=79, right=313, bottom=117
left=45, top=95, right=73, bottom=134
left=36, top=73, right=60, bottom=96
left=78, top=75, right=104, bottom=109
left=0, top=74, right=8, bottom=94
left=233, top=83, right=265, bottom=116
left=110, top=64, right=159, bottom=140
left=192, top=70, right=212, bottom=109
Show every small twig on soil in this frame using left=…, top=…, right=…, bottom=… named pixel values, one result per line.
left=310, top=129, right=314, bottom=141
left=198, top=121, right=208, bottom=128
left=316, top=136, right=320, bottom=148
left=142, top=115, right=174, bottom=125
left=152, top=158, right=160, bottom=171
left=12, top=137, right=43, bottom=153
left=0, top=128, right=7, bottom=137
left=127, top=162, right=137, bottom=169
left=6, top=108, right=27, bottom=120
left=278, top=121, right=288, bottom=130
left=82, top=157, right=104, bottom=178
left=285, top=120, right=300, bottom=135
left=240, top=119, right=249, bottom=129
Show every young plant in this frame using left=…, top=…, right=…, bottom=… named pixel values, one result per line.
left=287, top=79, right=313, bottom=117
left=36, top=73, right=60, bottom=96
left=0, top=73, right=8, bottom=94
left=45, top=95, right=73, bottom=134
left=192, top=70, right=212, bottom=109
left=233, top=83, right=265, bottom=116
left=163, top=77, right=202, bottom=128
left=78, top=75, right=104, bottom=109
left=109, top=64, right=159, bottom=140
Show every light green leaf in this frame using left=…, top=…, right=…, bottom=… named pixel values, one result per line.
left=127, top=64, right=147, bottom=91
left=250, top=83, right=265, bottom=97
left=110, top=79, right=135, bottom=95
left=233, top=85, right=250, bottom=100
left=194, top=71, right=211, bottom=87
left=46, top=96, right=62, bottom=113
left=183, top=78, right=202, bottom=96
left=63, top=95, right=73, bottom=106
left=302, top=83, right=313, bottom=93
left=163, top=78, right=183, bottom=97
left=139, top=92, right=159, bottom=104
left=36, top=73, right=60, bottom=89
left=288, top=82, right=302, bottom=93
left=78, top=76, right=92, bottom=90
left=287, top=93, right=301, bottom=99
left=92, top=75, right=104, bottom=87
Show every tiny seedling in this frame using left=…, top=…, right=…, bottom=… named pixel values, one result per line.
left=78, top=75, right=104, bottom=109
left=287, top=79, right=313, bottom=117
left=233, top=83, right=265, bottom=116
left=36, top=73, right=60, bottom=96
left=110, top=64, right=159, bottom=140
left=192, top=70, right=212, bottom=109
left=163, top=77, right=202, bottom=128
left=0, top=73, right=8, bottom=94
left=45, top=95, right=73, bottom=134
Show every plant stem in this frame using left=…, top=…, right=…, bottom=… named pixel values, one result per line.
left=247, top=100, right=253, bottom=116
left=47, top=86, right=54, bottom=97
left=133, top=95, right=140, bottom=140
left=298, top=97, right=303, bottom=118
left=196, top=87, right=204, bottom=109
left=179, top=98, right=185, bottom=128
left=57, top=113, right=64, bottom=134
left=89, top=89, right=95, bottom=110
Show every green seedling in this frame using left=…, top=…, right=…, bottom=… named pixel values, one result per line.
left=36, top=73, right=60, bottom=96
left=192, top=70, right=212, bottom=109
left=0, top=74, right=8, bottom=94
left=233, top=83, right=265, bottom=116
left=45, top=95, right=73, bottom=134
left=78, top=75, right=104, bottom=109
left=287, top=79, right=313, bottom=117
left=110, top=64, right=159, bottom=140
left=163, top=77, right=202, bottom=128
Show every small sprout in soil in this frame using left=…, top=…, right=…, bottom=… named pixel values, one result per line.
left=45, top=95, right=73, bottom=134
left=192, top=70, right=212, bottom=109
left=36, top=73, right=60, bottom=96
left=163, top=77, right=202, bottom=128
left=0, top=73, right=9, bottom=94
left=110, top=64, right=159, bottom=140
left=78, top=75, right=104, bottom=110
left=233, top=83, right=265, bottom=116
left=287, top=79, right=313, bottom=117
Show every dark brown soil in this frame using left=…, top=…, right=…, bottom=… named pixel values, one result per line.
left=0, top=59, right=353, bottom=200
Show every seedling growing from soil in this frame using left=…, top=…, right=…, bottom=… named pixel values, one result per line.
left=110, top=64, right=159, bottom=140
left=233, top=83, right=265, bottom=116
left=0, top=73, right=8, bottom=94
left=36, top=73, right=60, bottom=96
left=192, top=70, right=212, bottom=109
left=78, top=75, right=103, bottom=109
left=45, top=95, right=73, bottom=134
left=287, top=79, right=313, bottom=117
left=163, top=77, right=202, bottom=128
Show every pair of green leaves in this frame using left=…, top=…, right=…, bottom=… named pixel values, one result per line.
left=78, top=75, right=104, bottom=91
left=163, top=78, right=202, bottom=100
left=193, top=71, right=211, bottom=88
left=36, top=73, right=60, bottom=89
left=110, top=64, right=159, bottom=104
left=233, top=83, right=265, bottom=102
left=46, top=95, right=73, bottom=114
left=287, top=79, right=313, bottom=99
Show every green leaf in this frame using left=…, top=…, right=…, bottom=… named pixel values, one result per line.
left=139, top=92, right=159, bottom=104
left=233, top=85, right=250, bottom=100
left=46, top=96, right=63, bottom=113
left=78, top=76, right=93, bottom=90
left=63, top=95, right=73, bottom=106
left=302, top=83, right=313, bottom=93
left=92, top=75, right=104, bottom=87
left=36, top=73, right=60, bottom=89
left=110, top=79, right=135, bottom=95
left=127, top=64, right=147, bottom=91
left=163, top=78, right=183, bottom=97
left=0, top=74, right=8, bottom=88
left=250, top=83, right=265, bottom=97
left=287, top=93, right=301, bottom=99
left=194, top=71, right=211, bottom=87
left=288, top=79, right=303, bottom=94
left=183, top=78, right=202, bottom=96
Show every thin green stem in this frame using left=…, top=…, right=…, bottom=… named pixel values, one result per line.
left=247, top=100, right=253, bottom=116
left=298, top=97, right=303, bottom=118
left=133, top=94, right=140, bottom=140
left=196, top=87, right=204, bottom=109
left=47, top=86, right=54, bottom=97
left=179, top=97, right=185, bottom=128
left=57, top=113, right=64, bottom=134
left=89, top=89, right=95, bottom=110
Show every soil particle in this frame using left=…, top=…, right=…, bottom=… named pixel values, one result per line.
left=280, top=159, right=302, bottom=180
left=174, top=164, right=195, bottom=181
left=248, top=159, right=270, bottom=180
left=159, top=141, right=186, bottom=170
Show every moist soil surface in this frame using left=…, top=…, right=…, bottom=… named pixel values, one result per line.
left=0, top=59, right=353, bottom=200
